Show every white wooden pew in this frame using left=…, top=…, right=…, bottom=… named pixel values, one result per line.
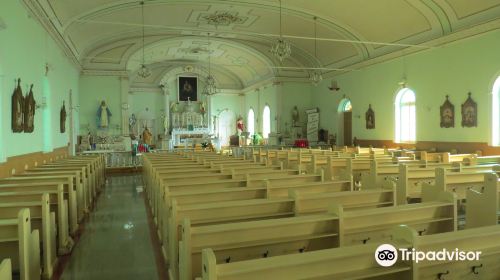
left=405, top=224, right=500, bottom=279
left=0, top=183, right=72, bottom=253
left=168, top=188, right=394, bottom=278
left=0, top=194, right=56, bottom=279
left=466, top=173, right=500, bottom=228
left=0, top=209, right=40, bottom=280
left=0, top=259, right=11, bottom=280
left=0, top=177, right=78, bottom=235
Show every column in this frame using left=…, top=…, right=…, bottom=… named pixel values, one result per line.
left=162, top=86, right=170, bottom=134
left=120, top=77, right=130, bottom=135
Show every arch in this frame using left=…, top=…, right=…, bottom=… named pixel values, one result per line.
left=338, top=98, right=352, bottom=113
left=247, top=108, right=255, bottom=136
left=491, top=76, right=500, bottom=145
left=337, top=98, right=353, bottom=146
left=263, top=105, right=271, bottom=139
left=395, top=87, right=416, bottom=143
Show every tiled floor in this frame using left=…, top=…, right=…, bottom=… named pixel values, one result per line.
left=60, top=175, right=159, bottom=280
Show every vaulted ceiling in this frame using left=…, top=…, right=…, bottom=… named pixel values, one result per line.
left=25, top=0, right=500, bottom=90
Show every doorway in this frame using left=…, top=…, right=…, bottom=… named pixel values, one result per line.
left=218, top=109, right=236, bottom=146
left=337, top=98, right=352, bottom=146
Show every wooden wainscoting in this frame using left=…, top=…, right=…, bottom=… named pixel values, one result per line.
left=0, top=146, right=69, bottom=178
left=355, top=139, right=500, bottom=156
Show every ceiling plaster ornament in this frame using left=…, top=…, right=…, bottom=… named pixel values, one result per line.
left=137, top=1, right=151, bottom=79
left=202, top=11, right=245, bottom=26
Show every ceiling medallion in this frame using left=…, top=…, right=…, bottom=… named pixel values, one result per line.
left=202, top=11, right=244, bottom=26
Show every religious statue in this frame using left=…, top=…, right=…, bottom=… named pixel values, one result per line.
left=23, top=84, right=36, bottom=133
left=87, top=132, right=95, bottom=150
left=161, top=113, right=169, bottom=133
left=129, top=113, right=137, bottom=134
left=236, top=116, right=245, bottom=136
left=97, top=100, right=112, bottom=128
left=200, top=101, right=206, bottom=115
left=292, top=106, right=299, bottom=127
left=60, top=101, right=67, bottom=133
left=12, top=78, right=24, bottom=133
left=142, top=126, right=153, bottom=146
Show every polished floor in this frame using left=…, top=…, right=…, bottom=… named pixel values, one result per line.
left=60, top=175, right=160, bottom=280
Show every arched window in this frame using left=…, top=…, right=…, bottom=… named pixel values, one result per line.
left=492, top=76, right=500, bottom=145
left=395, top=88, right=416, bottom=143
left=247, top=108, right=255, bottom=136
left=263, top=105, right=271, bottom=139
left=339, top=99, right=352, bottom=112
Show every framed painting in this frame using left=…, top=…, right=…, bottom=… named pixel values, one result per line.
left=12, top=78, right=24, bottom=133
left=461, top=92, right=477, bottom=127
left=440, top=95, right=454, bottom=128
left=365, top=104, right=375, bottom=129
left=178, top=76, right=198, bottom=102
left=24, top=84, right=36, bottom=133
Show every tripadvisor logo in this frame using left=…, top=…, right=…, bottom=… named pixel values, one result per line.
left=375, top=244, right=482, bottom=266
left=375, top=244, right=398, bottom=267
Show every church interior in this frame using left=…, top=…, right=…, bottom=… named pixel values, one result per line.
left=1, top=0, right=500, bottom=279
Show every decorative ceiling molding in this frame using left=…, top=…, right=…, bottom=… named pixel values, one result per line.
left=81, top=69, right=129, bottom=77
left=201, top=11, right=247, bottom=26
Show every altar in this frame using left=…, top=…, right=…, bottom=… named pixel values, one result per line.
left=171, top=127, right=211, bottom=147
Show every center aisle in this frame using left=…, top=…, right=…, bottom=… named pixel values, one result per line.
left=60, top=174, right=163, bottom=280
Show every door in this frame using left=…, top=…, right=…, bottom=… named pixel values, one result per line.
left=343, top=111, right=352, bottom=146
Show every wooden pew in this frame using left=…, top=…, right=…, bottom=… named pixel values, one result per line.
left=397, top=164, right=499, bottom=204
left=0, top=259, right=11, bottom=280
left=15, top=171, right=87, bottom=221
left=405, top=224, right=500, bottom=279
left=0, top=187, right=72, bottom=255
left=332, top=189, right=456, bottom=247
left=26, top=167, right=90, bottom=213
left=422, top=166, right=500, bottom=201
left=201, top=241, right=412, bottom=280
left=168, top=187, right=396, bottom=279
left=464, top=155, right=500, bottom=166
left=0, top=194, right=56, bottom=279
left=0, top=209, right=40, bottom=280
left=0, top=177, right=78, bottom=235
left=466, top=173, right=500, bottom=228
left=179, top=214, right=340, bottom=280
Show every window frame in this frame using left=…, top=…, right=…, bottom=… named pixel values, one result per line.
left=262, top=105, right=271, bottom=139
left=395, top=88, right=416, bottom=144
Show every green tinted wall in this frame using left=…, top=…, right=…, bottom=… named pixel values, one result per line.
left=0, top=0, right=80, bottom=160
left=312, top=30, right=500, bottom=144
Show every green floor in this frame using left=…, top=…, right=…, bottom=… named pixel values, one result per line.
left=60, top=175, right=160, bottom=280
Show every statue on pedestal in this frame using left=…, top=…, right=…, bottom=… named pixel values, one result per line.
left=292, top=106, right=299, bottom=127
left=97, top=100, right=112, bottom=128
left=142, top=126, right=153, bottom=146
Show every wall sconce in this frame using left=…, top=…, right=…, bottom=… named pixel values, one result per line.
left=122, top=102, right=130, bottom=110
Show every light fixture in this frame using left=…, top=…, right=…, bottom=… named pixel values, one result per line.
left=270, top=0, right=291, bottom=62
left=203, top=33, right=218, bottom=96
left=310, top=17, right=323, bottom=86
left=137, top=1, right=151, bottom=78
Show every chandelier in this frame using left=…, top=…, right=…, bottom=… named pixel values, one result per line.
left=203, top=33, right=218, bottom=96
left=309, top=16, right=323, bottom=86
left=137, top=1, right=151, bottom=78
left=270, top=0, right=291, bottom=62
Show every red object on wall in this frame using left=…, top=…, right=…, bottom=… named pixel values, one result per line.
left=294, top=139, right=309, bottom=148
